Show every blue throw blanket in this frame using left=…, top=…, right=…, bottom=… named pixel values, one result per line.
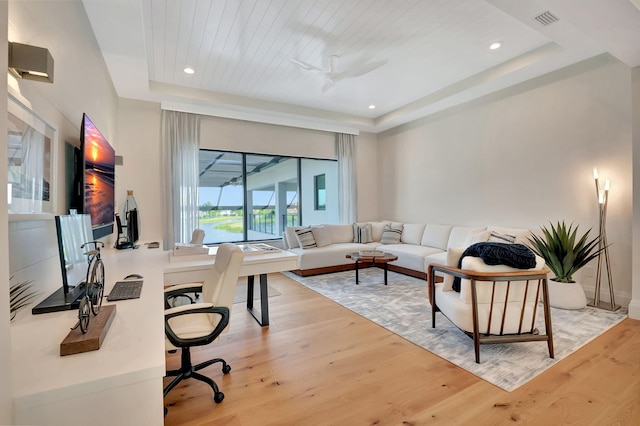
left=452, top=242, right=537, bottom=292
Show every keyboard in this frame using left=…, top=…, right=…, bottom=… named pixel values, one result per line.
left=107, top=280, right=143, bottom=301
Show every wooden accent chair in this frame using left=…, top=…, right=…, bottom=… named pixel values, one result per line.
left=427, top=248, right=554, bottom=363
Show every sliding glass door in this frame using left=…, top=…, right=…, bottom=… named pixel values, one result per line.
left=198, top=149, right=337, bottom=244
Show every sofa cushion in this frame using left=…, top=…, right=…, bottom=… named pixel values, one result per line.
left=463, top=230, right=490, bottom=247
left=380, top=225, right=403, bottom=244
left=291, top=243, right=375, bottom=270
left=370, top=221, right=389, bottom=242
left=284, top=226, right=305, bottom=249
left=352, top=223, right=373, bottom=243
left=378, top=244, right=442, bottom=272
left=295, top=227, right=317, bottom=249
left=324, top=224, right=354, bottom=244
left=401, top=223, right=426, bottom=245
left=311, top=225, right=332, bottom=248
left=447, top=226, right=487, bottom=249
left=420, top=224, right=452, bottom=250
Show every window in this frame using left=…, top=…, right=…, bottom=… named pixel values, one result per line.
left=314, top=174, right=326, bottom=211
left=198, top=150, right=338, bottom=244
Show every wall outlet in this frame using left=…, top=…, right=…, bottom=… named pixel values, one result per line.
left=583, top=266, right=594, bottom=277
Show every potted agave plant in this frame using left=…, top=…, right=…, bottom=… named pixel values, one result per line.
left=528, top=221, right=605, bottom=310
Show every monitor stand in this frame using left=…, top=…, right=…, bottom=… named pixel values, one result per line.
left=32, top=284, right=85, bottom=315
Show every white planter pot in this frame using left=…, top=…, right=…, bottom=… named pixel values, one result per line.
left=548, top=280, right=588, bottom=310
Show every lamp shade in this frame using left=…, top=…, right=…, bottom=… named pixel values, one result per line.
left=8, top=42, right=54, bottom=83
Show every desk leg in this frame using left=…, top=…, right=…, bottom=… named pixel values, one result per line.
left=355, top=261, right=359, bottom=285
left=246, top=274, right=269, bottom=327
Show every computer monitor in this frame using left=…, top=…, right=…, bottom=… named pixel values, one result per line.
left=32, top=214, right=92, bottom=314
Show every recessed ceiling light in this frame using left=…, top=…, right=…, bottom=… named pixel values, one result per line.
left=184, top=67, right=195, bottom=74
left=489, top=41, right=502, bottom=50
left=369, top=105, right=376, bottom=109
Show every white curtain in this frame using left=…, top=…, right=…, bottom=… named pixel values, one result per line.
left=336, top=133, right=357, bottom=224
left=161, top=110, right=200, bottom=249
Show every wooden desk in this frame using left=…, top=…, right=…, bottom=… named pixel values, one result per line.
left=11, top=247, right=167, bottom=425
left=164, top=248, right=298, bottom=326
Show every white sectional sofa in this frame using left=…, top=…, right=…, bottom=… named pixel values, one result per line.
left=283, top=221, right=532, bottom=278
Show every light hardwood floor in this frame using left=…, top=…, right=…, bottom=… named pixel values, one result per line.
left=164, top=273, right=640, bottom=425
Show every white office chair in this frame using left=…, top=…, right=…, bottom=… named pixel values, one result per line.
left=165, top=229, right=207, bottom=307
left=190, top=228, right=205, bottom=245
left=163, top=243, right=244, bottom=409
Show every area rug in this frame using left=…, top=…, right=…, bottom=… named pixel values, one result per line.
left=284, top=269, right=627, bottom=392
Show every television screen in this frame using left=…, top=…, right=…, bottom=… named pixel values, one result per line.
left=81, top=113, right=115, bottom=239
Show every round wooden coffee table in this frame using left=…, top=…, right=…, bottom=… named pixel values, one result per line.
left=346, top=252, right=399, bottom=285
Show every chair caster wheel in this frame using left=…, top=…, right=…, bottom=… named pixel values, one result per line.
left=214, top=392, right=225, bottom=403
left=222, top=364, right=231, bottom=374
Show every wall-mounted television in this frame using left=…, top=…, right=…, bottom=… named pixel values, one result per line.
left=79, top=113, right=115, bottom=239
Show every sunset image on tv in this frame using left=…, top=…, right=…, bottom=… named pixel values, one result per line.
left=83, top=114, right=115, bottom=227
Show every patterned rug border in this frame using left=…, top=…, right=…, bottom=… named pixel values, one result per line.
left=284, top=269, right=627, bottom=392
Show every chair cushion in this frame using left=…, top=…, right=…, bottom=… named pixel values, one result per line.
left=458, top=254, right=546, bottom=305
left=435, top=284, right=540, bottom=335
left=165, top=303, right=224, bottom=350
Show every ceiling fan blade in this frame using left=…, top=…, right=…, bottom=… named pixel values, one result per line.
left=290, top=58, right=324, bottom=73
left=332, top=59, right=388, bottom=81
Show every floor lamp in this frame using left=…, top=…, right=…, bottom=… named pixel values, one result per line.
left=590, top=168, right=620, bottom=311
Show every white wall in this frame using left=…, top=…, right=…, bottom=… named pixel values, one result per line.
left=1, top=2, right=11, bottom=421
left=377, top=55, right=633, bottom=307
left=3, top=1, right=119, bottom=422
left=116, top=99, right=162, bottom=242
left=631, top=66, right=640, bottom=320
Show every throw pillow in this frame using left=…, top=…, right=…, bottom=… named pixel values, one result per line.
left=311, top=225, right=332, bottom=247
left=380, top=225, right=403, bottom=244
left=488, top=230, right=516, bottom=244
left=294, top=227, right=317, bottom=249
left=442, top=247, right=464, bottom=291
left=463, top=230, right=490, bottom=247
left=352, top=223, right=373, bottom=243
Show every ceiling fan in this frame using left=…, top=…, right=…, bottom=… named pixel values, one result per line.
left=291, top=55, right=388, bottom=92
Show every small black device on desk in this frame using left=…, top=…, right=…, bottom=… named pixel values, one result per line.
left=107, top=278, right=143, bottom=301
